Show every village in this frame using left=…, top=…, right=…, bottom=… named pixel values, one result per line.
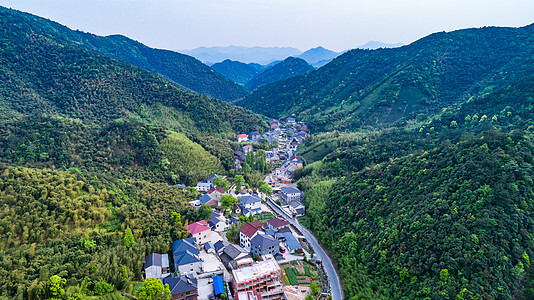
left=141, top=118, right=328, bottom=300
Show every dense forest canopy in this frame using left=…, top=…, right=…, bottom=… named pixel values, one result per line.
left=238, top=24, right=534, bottom=132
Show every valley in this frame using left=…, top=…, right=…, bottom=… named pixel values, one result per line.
left=0, top=4, right=534, bottom=300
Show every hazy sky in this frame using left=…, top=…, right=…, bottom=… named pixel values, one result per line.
left=0, top=0, right=532, bottom=52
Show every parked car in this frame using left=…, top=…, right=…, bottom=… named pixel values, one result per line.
left=280, top=246, right=286, bottom=253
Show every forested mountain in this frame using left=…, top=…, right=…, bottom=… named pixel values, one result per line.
left=182, top=45, right=302, bottom=65
left=239, top=24, right=534, bottom=132
left=298, top=46, right=340, bottom=67
left=0, top=6, right=248, bottom=102
left=245, top=57, right=315, bottom=91
left=0, top=6, right=265, bottom=134
left=293, top=72, right=534, bottom=299
left=211, top=59, right=262, bottom=86
left=0, top=7, right=265, bottom=299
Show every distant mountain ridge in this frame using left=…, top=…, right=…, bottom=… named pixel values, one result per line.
left=357, top=41, right=404, bottom=49
left=245, top=57, right=315, bottom=91
left=182, top=46, right=302, bottom=65
left=0, top=7, right=248, bottom=102
left=298, top=46, right=341, bottom=67
left=237, top=24, right=534, bottom=132
left=211, top=60, right=263, bottom=86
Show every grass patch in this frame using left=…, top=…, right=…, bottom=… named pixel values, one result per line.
left=285, top=267, right=299, bottom=285
left=132, top=282, right=143, bottom=295
left=290, top=260, right=298, bottom=266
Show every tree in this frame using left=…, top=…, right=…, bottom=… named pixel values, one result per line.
left=94, top=280, right=114, bottom=296
left=226, top=224, right=240, bottom=244
left=123, top=226, right=135, bottom=248
left=220, top=194, right=237, bottom=212
left=234, top=175, right=245, bottom=191
left=310, top=281, right=320, bottom=296
left=258, top=180, right=272, bottom=196
left=49, top=275, right=66, bottom=297
left=135, top=278, right=171, bottom=300
left=213, top=177, right=229, bottom=191
left=305, top=295, right=314, bottom=300
left=197, top=204, right=213, bottom=221
left=172, top=212, right=182, bottom=227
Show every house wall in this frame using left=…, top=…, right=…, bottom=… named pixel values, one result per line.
left=281, top=192, right=302, bottom=204
left=243, top=201, right=261, bottom=210
left=193, top=230, right=210, bottom=245
left=171, top=289, right=198, bottom=300
left=145, top=266, right=162, bottom=279
left=240, top=232, right=251, bottom=251
left=178, top=261, right=202, bottom=274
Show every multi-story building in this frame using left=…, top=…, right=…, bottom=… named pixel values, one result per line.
left=279, top=186, right=303, bottom=204
left=231, top=255, right=284, bottom=300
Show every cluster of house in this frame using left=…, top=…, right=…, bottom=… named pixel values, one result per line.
left=266, top=156, right=304, bottom=188
left=143, top=214, right=303, bottom=300
left=234, top=118, right=308, bottom=171
left=278, top=186, right=306, bottom=218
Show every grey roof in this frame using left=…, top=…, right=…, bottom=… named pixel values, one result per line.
left=214, top=240, right=227, bottom=253
left=280, top=186, right=301, bottom=194
left=172, top=238, right=198, bottom=256
left=249, top=131, right=260, bottom=136
left=223, top=244, right=247, bottom=260
left=206, top=174, right=219, bottom=183
left=288, top=200, right=305, bottom=209
left=229, top=217, right=239, bottom=223
left=144, top=253, right=169, bottom=269
left=164, top=274, right=197, bottom=295
left=250, top=234, right=279, bottom=251
left=276, top=232, right=302, bottom=252
left=197, top=182, right=211, bottom=187
left=199, top=194, right=213, bottom=204
left=205, top=242, right=214, bottom=251
left=174, top=250, right=201, bottom=266
left=240, top=195, right=261, bottom=205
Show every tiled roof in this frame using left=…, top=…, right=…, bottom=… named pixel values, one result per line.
left=240, top=195, right=261, bottom=205
left=144, top=253, right=169, bottom=269
left=239, top=221, right=262, bottom=238
left=237, top=134, right=248, bottom=138
left=187, top=220, right=211, bottom=235
left=250, top=234, right=279, bottom=250
left=280, top=186, right=301, bottom=194
left=164, top=274, right=197, bottom=295
left=207, top=187, right=225, bottom=194
left=172, top=238, right=198, bottom=255
left=267, top=217, right=290, bottom=229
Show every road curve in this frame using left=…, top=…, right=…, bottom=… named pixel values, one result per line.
left=266, top=197, right=344, bottom=300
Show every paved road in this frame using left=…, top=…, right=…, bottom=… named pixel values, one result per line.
left=266, top=197, right=344, bottom=300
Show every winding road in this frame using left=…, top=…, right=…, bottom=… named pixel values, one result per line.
left=266, top=197, right=344, bottom=300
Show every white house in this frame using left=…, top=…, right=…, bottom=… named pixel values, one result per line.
left=240, top=195, right=262, bottom=211
left=280, top=186, right=303, bottom=204
left=239, top=221, right=263, bottom=251
left=187, top=220, right=211, bottom=245
left=144, top=253, right=170, bottom=279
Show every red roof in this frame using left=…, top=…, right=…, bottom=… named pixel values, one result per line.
left=188, top=220, right=210, bottom=235
left=267, top=217, right=290, bottom=228
left=207, top=187, right=225, bottom=194
left=239, top=221, right=262, bottom=238
left=237, top=134, right=248, bottom=138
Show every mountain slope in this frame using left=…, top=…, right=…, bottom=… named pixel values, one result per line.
left=211, top=59, right=261, bottom=85
left=244, top=57, right=315, bottom=91
left=182, top=45, right=302, bottom=64
left=358, top=40, right=404, bottom=49
left=238, top=24, right=534, bottom=132
left=0, top=6, right=248, bottom=102
left=0, top=6, right=265, bottom=134
left=298, top=46, right=340, bottom=67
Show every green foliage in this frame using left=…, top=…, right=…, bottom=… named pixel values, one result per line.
left=197, top=204, right=213, bottom=221
left=213, top=176, right=230, bottom=191
left=285, top=267, right=299, bottom=285
left=135, top=278, right=171, bottom=300
left=226, top=224, right=240, bottom=244
left=123, top=226, right=135, bottom=248
left=49, top=275, right=66, bottom=297
left=239, top=25, right=534, bottom=132
left=310, top=281, right=320, bottom=295
left=244, top=57, right=315, bottom=91
left=220, top=194, right=237, bottom=211
left=94, top=280, right=115, bottom=296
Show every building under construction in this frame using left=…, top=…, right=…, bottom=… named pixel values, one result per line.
left=231, top=254, right=285, bottom=300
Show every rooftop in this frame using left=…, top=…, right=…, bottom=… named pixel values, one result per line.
left=233, top=256, right=281, bottom=285
left=163, top=274, right=197, bottom=295
left=239, top=221, right=262, bottom=238
left=267, top=217, right=290, bottom=229
left=240, top=195, right=261, bottom=205
left=144, top=253, right=169, bottom=269
left=280, top=186, right=301, bottom=194
left=188, top=220, right=211, bottom=235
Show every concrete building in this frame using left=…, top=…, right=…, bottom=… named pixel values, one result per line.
left=231, top=255, right=284, bottom=300
left=250, top=233, right=280, bottom=257
left=239, top=221, right=263, bottom=251
left=143, top=253, right=170, bottom=279
left=280, top=186, right=303, bottom=204
left=163, top=274, right=198, bottom=300
left=187, top=220, right=211, bottom=245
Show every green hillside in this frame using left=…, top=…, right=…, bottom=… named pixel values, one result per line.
left=0, top=6, right=248, bottom=102
left=0, top=6, right=264, bottom=134
left=211, top=59, right=262, bottom=86
left=293, top=74, right=534, bottom=299
left=244, top=57, right=315, bottom=91
left=239, top=24, right=534, bottom=131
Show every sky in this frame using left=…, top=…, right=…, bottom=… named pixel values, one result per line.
left=0, top=0, right=532, bottom=52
